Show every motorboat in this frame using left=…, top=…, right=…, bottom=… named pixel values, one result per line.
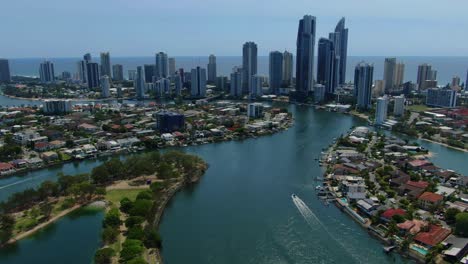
left=291, top=194, right=297, bottom=199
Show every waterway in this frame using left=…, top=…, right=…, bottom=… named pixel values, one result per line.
left=0, top=99, right=466, bottom=263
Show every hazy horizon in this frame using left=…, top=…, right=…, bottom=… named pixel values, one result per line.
left=2, top=0, right=468, bottom=58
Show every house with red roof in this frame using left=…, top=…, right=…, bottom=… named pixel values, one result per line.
left=0, top=162, right=15, bottom=175
left=408, top=159, right=432, bottom=169
left=418, top=192, right=444, bottom=210
left=397, top=219, right=427, bottom=235
left=398, top=180, right=429, bottom=199
left=34, top=142, right=50, bottom=152
left=414, top=225, right=451, bottom=248
left=380, top=208, right=406, bottom=223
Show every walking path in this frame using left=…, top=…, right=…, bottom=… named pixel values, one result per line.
left=7, top=204, right=82, bottom=244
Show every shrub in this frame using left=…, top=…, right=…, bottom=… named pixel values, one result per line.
left=94, top=247, right=115, bottom=264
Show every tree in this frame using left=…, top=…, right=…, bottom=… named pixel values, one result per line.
left=94, top=247, right=115, bottom=264
left=127, top=226, right=145, bottom=240
left=445, top=208, right=460, bottom=224
left=455, top=212, right=468, bottom=237
left=120, top=239, right=144, bottom=262
left=0, top=214, right=15, bottom=244
left=129, top=199, right=152, bottom=217
left=136, top=191, right=153, bottom=201
left=143, top=229, right=162, bottom=249
left=91, top=166, right=111, bottom=185
left=120, top=198, right=134, bottom=214
left=39, top=202, right=53, bottom=219
left=125, top=216, right=145, bottom=228
left=102, top=226, right=119, bottom=244
left=103, top=208, right=121, bottom=228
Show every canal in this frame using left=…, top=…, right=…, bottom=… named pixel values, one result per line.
left=0, top=103, right=466, bottom=263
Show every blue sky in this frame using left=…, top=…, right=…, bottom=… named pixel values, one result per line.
left=2, top=0, right=468, bottom=58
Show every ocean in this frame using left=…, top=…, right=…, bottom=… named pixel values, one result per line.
left=7, top=56, right=468, bottom=85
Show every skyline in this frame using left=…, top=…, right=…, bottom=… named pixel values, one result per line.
left=2, top=0, right=468, bottom=58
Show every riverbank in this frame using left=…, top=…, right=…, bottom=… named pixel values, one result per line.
left=420, top=138, right=468, bottom=153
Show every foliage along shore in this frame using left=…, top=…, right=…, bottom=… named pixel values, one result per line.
left=0, top=150, right=208, bottom=264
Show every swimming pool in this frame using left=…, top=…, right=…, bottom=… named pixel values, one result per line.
left=411, top=244, right=428, bottom=256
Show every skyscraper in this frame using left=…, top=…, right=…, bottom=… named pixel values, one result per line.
left=207, top=54, right=217, bottom=83
left=135, top=66, right=145, bottom=99
left=77, top=60, right=87, bottom=83
left=0, top=59, right=11, bottom=82
left=39, top=60, right=55, bottom=83
left=394, top=95, right=405, bottom=116
left=112, top=64, right=124, bottom=81
left=86, top=63, right=100, bottom=88
left=417, top=63, right=434, bottom=90
left=174, top=74, right=183, bottom=96
left=250, top=75, right=263, bottom=98
left=329, top=17, right=348, bottom=86
left=451, top=76, right=460, bottom=88
left=128, top=70, right=136, bottom=81
left=100, top=52, right=111, bottom=77
left=282, top=51, right=293, bottom=87
left=393, top=62, right=405, bottom=88
left=269, top=51, right=283, bottom=95
left=242, top=42, right=258, bottom=94
left=83, top=53, right=92, bottom=62
left=168, top=57, right=176, bottom=77
left=375, top=96, right=389, bottom=125
left=155, top=52, right=169, bottom=79
left=317, top=38, right=335, bottom=96
left=465, top=70, right=468, bottom=91
left=230, top=67, right=242, bottom=97
left=191, top=66, right=206, bottom=97
left=354, top=62, right=374, bottom=110
left=383, top=57, right=396, bottom=93
left=144, top=64, right=155, bottom=83
left=296, top=15, right=316, bottom=97
left=100, top=75, right=111, bottom=98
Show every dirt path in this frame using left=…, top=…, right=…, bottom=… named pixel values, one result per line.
left=7, top=204, right=82, bottom=244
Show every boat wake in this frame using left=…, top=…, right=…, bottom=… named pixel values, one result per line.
left=0, top=178, right=34, bottom=190
left=291, top=194, right=360, bottom=262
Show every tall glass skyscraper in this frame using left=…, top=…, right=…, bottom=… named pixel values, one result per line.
left=269, top=51, right=283, bottom=95
left=383, top=57, right=396, bottom=93
left=39, top=60, right=55, bottom=83
left=207, top=54, right=217, bottom=83
left=242, top=42, right=258, bottom=94
left=329, top=18, right=348, bottom=86
left=317, top=38, right=335, bottom=96
left=354, top=62, right=374, bottom=110
left=155, top=52, right=169, bottom=79
left=100, top=52, right=111, bottom=78
left=0, top=59, right=11, bottom=82
left=282, top=51, right=293, bottom=87
left=295, top=15, right=316, bottom=97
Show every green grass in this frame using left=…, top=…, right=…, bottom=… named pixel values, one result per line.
left=105, top=189, right=142, bottom=205
left=407, top=104, right=431, bottom=112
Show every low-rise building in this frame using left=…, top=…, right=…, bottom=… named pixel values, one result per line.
left=418, top=192, right=444, bottom=210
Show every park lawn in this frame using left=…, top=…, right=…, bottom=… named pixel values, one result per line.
left=105, top=189, right=142, bottom=205
left=408, top=104, right=431, bottom=112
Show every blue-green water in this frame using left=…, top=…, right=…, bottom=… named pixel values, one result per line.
left=0, top=207, right=104, bottom=264
left=0, top=102, right=466, bottom=263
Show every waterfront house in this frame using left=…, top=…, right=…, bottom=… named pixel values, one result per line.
left=12, top=159, right=28, bottom=169
left=399, top=181, right=429, bottom=199
left=342, top=181, right=367, bottom=200
left=41, top=151, right=58, bottom=162
left=357, top=199, right=378, bottom=216
left=34, top=141, right=51, bottom=152
left=414, top=224, right=451, bottom=248
left=435, top=185, right=456, bottom=198
left=27, top=158, right=43, bottom=168
left=418, top=192, right=444, bottom=210
left=0, top=162, right=15, bottom=175
left=380, top=208, right=406, bottom=223
left=49, top=140, right=66, bottom=149
left=443, top=235, right=468, bottom=263
left=397, top=219, right=427, bottom=235
left=408, top=159, right=432, bottom=170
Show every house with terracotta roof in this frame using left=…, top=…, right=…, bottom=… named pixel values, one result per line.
left=418, top=192, right=444, bottom=210
left=0, top=162, right=15, bottom=175
left=380, top=208, right=406, bottom=223
left=414, top=224, right=451, bottom=248
left=397, top=219, right=427, bottom=235
left=408, top=159, right=432, bottom=169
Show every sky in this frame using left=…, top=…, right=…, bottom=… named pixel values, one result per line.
left=2, top=0, right=468, bottom=58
